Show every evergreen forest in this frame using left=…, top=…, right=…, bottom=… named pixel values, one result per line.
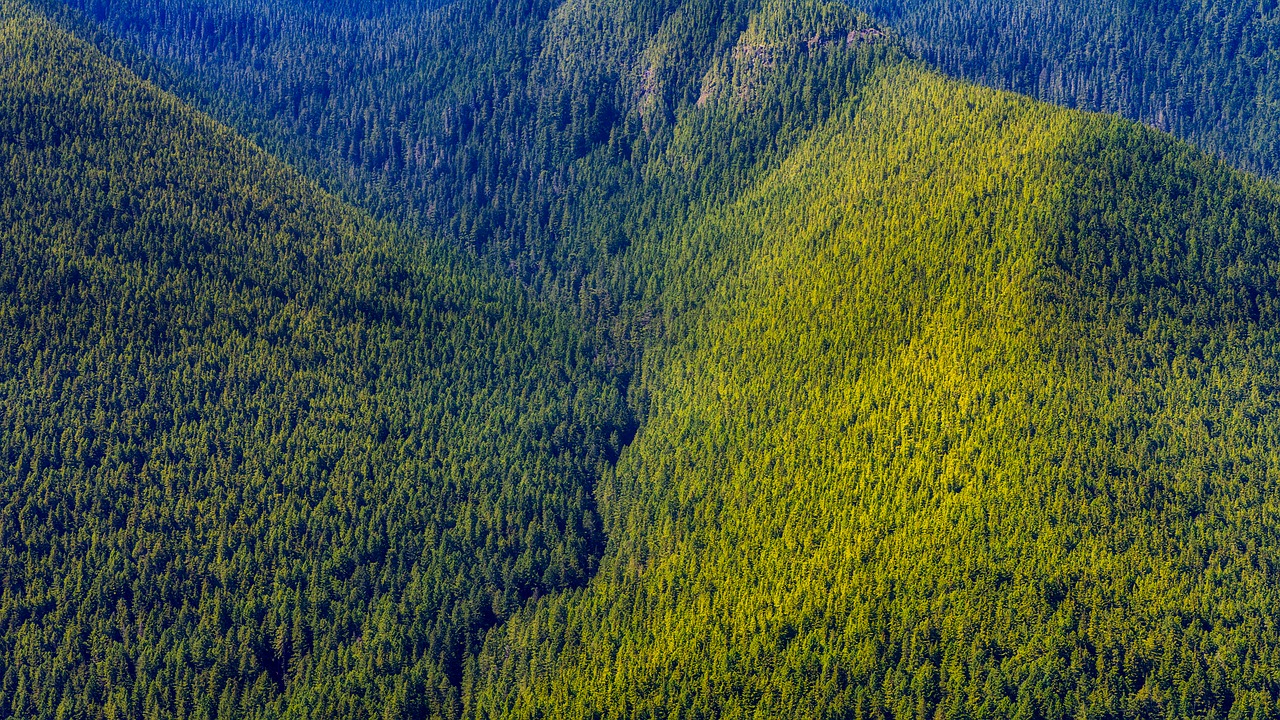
left=4, top=0, right=1280, bottom=717
left=0, top=5, right=630, bottom=715
left=865, top=0, right=1280, bottom=177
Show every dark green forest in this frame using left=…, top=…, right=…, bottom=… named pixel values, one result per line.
left=863, top=0, right=1280, bottom=177
left=0, top=4, right=630, bottom=715
left=5, top=0, right=1280, bottom=717
left=29, top=0, right=898, bottom=318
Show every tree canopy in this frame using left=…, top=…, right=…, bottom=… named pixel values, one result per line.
left=5, top=0, right=1280, bottom=717
left=0, top=4, right=629, bottom=716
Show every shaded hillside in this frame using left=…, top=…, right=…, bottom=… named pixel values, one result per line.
left=0, top=3, right=630, bottom=717
left=31, top=0, right=896, bottom=316
left=864, top=0, right=1280, bottom=177
left=472, top=64, right=1280, bottom=719
left=29, top=0, right=763, bottom=279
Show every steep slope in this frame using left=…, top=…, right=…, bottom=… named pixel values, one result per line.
left=11, top=0, right=1280, bottom=718
left=37, top=0, right=1280, bottom=285
left=864, top=0, right=1280, bottom=177
left=0, top=3, right=630, bottom=717
left=31, top=0, right=897, bottom=316
left=29, top=0, right=755, bottom=278
left=471, top=64, right=1280, bottom=719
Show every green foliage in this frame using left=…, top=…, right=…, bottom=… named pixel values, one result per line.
left=0, top=5, right=630, bottom=717
left=8, top=0, right=1280, bottom=717
left=28, top=0, right=746, bottom=285
left=470, top=65, right=1280, bottom=719
left=29, top=0, right=896, bottom=318
left=864, top=0, right=1280, bottom=177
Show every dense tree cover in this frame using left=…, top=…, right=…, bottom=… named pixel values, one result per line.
left=863, top=0, right=1280, bottom=177
left=29, top=0, right=744, bottom=285
left=30, top=0, right=895, bottom=319
left=0, top=4, right=631, bottom=717
left=469, top=66, right=1280, bottom=718
left=9, top=0, right=1280, bottom=717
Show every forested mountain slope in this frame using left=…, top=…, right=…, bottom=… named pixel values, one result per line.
left=8, top=0, right=1280, bottom=718
left=37, top=0, right=1280, bottom=286
left=30, top=0, right=896, bottom=314
left=29, top=0, right=754, bottom=284
left=864, top=0, right=1280, bottom=177
left=471, top=62, right=1280, bottom=719
left=0, top=3, right=630, bottom=716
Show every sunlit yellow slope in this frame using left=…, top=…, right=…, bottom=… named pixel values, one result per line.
left=474, top=62, right=1280, bottom=720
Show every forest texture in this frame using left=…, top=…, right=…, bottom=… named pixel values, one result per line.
left=3, top=0, right=1280, bottom=717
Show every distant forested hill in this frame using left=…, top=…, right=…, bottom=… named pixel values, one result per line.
left=34, top=0, right=1280, bottom=280
left=0, top=3, right=629, bottom=715
left=863, top=0, right=1280, bottom=177
left=29, top=0, right=762, bottom=283
left=29, top=0, right=897, bottom=317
